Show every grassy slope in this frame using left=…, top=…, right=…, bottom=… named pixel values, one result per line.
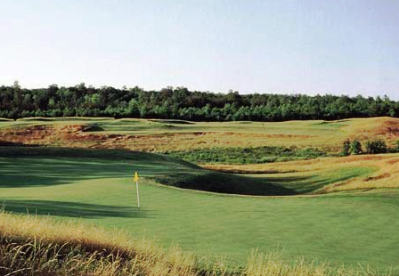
left=2, top=212, right=384, bottom=276
left=2, top=117, right=399, bottom=154
left=206, top=154, right=399, bottom=191
left=0, top=211, right=207, bottom=276
left=1, top=147, right=398, bottom=272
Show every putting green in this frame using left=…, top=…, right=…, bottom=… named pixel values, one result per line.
left=1, top=147, right=398, bottom=273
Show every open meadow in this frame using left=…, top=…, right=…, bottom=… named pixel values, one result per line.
left=1, top=116, right=399, bottom=275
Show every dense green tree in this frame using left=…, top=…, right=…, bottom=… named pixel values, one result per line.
left=1, top=83, right=399, bottom=121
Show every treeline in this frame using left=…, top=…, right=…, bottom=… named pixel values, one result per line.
left=1, top=82, right=399, bottom=121
left=342, top=139, right=399, bottom=156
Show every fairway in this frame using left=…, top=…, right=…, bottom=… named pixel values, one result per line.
left=1, top=147, right=399, bottom=273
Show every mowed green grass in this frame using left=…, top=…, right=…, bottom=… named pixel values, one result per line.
left=1, top=147, right=399, bottom=273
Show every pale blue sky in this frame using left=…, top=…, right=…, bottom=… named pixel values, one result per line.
left=0, top=0, right=398, bottom=99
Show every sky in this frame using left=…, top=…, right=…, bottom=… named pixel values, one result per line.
left=0, top=0, right=398, bottom=99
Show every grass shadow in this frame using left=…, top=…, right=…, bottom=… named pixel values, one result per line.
left=1, top=200, right=149, bottom=219
left=0, top=141, right=39, bottom=147
left=154, top=171, right=300, bottom=196
left=0, top=147, right=198, bottom=188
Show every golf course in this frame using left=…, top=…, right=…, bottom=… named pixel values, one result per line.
left=2, top=0, right=399, bottom=273
left=1, top=117, right=399, bottom=275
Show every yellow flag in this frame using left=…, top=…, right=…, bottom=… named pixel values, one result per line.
left=133, top=171, right=139, bottom=182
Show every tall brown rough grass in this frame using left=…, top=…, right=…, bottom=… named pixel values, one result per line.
left=0, top=211, right=392, bottom=276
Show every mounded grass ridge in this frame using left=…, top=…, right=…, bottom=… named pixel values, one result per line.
left=0, top=146, right=371, bottom=196
left=0, top=147, right=299, bottom=196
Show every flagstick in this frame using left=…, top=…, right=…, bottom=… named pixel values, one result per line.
left=136, top=180, right=140, bottom=211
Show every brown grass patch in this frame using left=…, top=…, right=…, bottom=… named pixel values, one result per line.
left=363, top=173, right=391, bottom=182
left=0, top=125, right=322, bottom=153
left=344, top=117, right=399, bottom=144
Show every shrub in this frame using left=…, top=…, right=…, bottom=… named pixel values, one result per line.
left=168, top=146, right=326, bottom=164
left=342, top=139, right=351, bottom=156
left=350, top=140, right=362, bottom=155
left=389, top=140, right=399, bottom=153
left=365, top=139, right=388, bottom=154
